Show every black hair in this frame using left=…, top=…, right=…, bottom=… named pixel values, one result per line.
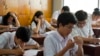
left=57, top=12, right=77, bottom=28
left=2, top=12, right=16, bottom=25
left=62, top=6, right=70, bottom=12
left=15, top=27, right=31, bottom=42
left=31, top=11, right=43, bottom=25
left=75, top=10, right=88, bottom=21
left=93, top=8, right=100, bottom=15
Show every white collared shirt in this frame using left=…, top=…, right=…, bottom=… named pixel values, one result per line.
left=52, top=10, right=61, bottom=20
left=0, top=32, right=37, bottom=49
left=44, top=31, right=78, bottom=56
left=71, top=22, right=94, bottom=38
left=31, top=20, right=51, bottom=34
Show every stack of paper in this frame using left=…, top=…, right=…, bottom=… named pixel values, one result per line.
left=23, top=49, right=40, bottom=56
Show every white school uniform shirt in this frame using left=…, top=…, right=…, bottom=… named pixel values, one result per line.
left=71, top=22, right=94, bottom=38
left=0, top=32, right=37, bottom=49
left=44, top=30, right=78, bottom=56
left=52, top=10, right=61, bottom=20
left=31, top=20, right=51, bottom=34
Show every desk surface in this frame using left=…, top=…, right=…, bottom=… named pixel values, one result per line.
left=83, top=44, right=100, bottom=56
left=32, top=34, right=45, bottom=45
left=32, top=34, right=45, bottom=38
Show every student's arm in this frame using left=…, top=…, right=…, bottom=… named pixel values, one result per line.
left=25, top=38, right=40, bottom=50
left=14, top=17, right=20, bottom=27
left=51, top=19, right=57, bottom=24
left=31, top=19, right=41, bottom=34
left=76, top=45, right=84, bottom=56
left=74, top=37, right=84, bottom=56
left=45, top=20, right=55, bottom=31
left=24, top=43, right=40, bottom=49
left=82, top=37, right=100, bottom=44
left=55, top=40, right=74, bottom=56
left=0, top=25, right=9, bottom=28
left=0, top=49, right=23, bottom=55
left=12, top=13, right=20, bottom=27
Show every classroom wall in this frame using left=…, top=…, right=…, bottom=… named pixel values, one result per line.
left=0, top=0, right=53, bottom=26
left=53, top=0, right=63, bottom=12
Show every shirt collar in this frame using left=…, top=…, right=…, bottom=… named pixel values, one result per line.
left=55, top=30, right=68, bottom=42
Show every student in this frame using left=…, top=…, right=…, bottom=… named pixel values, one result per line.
left=31, top=11, right=55, bottom=34
left=0, top=27, right=40, bottom=56
left=71, top=10, right=100, bottom=44
left=92, top=8, right=100, bottom=26
left=2, top=12, right=20, bottom=27
left=44, top=12, right=84, bottom=56
left=51, top=6, right=70, bottom=24
left=0, top=12, right=20, bottom=33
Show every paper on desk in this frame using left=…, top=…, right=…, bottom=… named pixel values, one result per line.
left=23, top=49, right=40, bottom=56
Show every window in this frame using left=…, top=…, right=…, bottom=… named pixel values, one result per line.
left=64, top=0, right=99, bottom=14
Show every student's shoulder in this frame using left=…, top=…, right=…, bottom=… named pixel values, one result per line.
left=0, top=32, right=13, bottom=40
left=45, top=31, right=57, bottom=39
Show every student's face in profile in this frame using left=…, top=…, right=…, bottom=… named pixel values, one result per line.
left=39, top=15, right=44, bottom=20
left=36, top=15, right=44, bottom=22
left=8, top=16, right=14, bottom=24
left=16, top=38, right=26, bottom=48
left=60, top=23, right=74, bottom=36
left=77, top=20, right=86, bottom=28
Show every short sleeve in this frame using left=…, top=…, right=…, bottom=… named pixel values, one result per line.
left=26, top=38, right=37, bottom=45
left=52, top=11, right=59, bottom=20
left=31, top=21, right=36, bottom=30
left=0, top=32, right=10, bottom=48
left=45, top=20, right=51, bottom=28
left=89, top=24, right=94, bottom=36
left=44, top=35, right=56, bottom=56
left=71, top=28, right=80, bottom=37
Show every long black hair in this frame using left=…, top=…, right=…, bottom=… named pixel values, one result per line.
left=2, top=12, right=16, bottom=25
left=31, top=11, right=43, bottom=25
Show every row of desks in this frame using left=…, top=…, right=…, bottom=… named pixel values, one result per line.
left=32, top=34, right=100, bottom=56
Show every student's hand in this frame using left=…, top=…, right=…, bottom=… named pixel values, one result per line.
left=74, top=37, right=83, bottom=46
left=66, top=40, right=74, bottom=49
left=11, top=13, right=17, bottom=19
left=8, top=25, right=13, bottom=28
left=35, top=17, right=41, bottom=23
left=13, top=48, right=24, bottom=56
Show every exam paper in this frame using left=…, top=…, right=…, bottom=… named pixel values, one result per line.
left=23, top=49, right=40, bottom=56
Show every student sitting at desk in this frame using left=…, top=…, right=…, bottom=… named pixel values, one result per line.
left=71, top=10, right=100, bottom=44
left=0, top=27, right=40, bottom=56
left=44, top=12, right=84, bottom=56
left=0, top=12, right=20, bottom=33
left=51, top=6, right=70, bottom=24
left=31, top=11, right=55, bottom=34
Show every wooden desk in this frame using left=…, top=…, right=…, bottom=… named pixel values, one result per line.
left=36, top=47, right=44, bottom=56
left=83, top=44, right=100, bottom=56
left=32, top=34, right=45, bottom=45
left=93, top=27, right=100, bottom=38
